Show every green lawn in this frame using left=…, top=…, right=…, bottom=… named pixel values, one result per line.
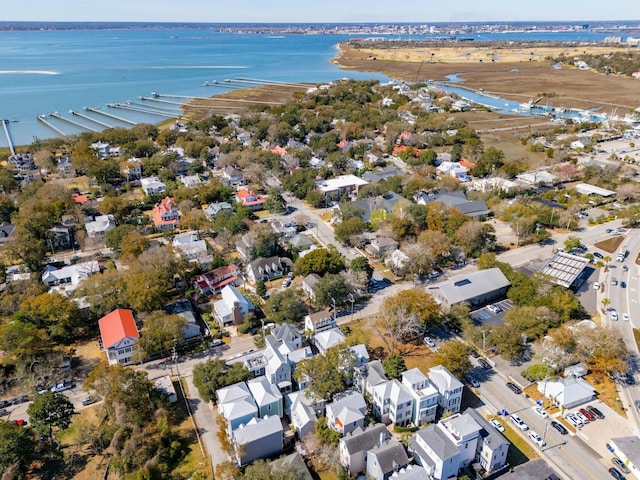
left=492, top=419, right=539, bottom=466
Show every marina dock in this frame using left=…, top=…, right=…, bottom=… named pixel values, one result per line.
left=70, top=110, right=113, bottom=129
left=1, top=119, right=16, bottom=155
left=37, top=115, right=66, bottom=136
left=84, top=107, right=137, bottom=125
left=49, top=112, right=98, bottom=132
left=107, top=102, right=178, bottom=119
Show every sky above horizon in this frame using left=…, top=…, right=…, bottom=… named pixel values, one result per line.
left=4, top=1, right=640, bottom=23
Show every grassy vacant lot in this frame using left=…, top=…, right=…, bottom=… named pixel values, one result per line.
left=334, top=43, right=640, bottom=115
left=344, top=317, right=438, bottom=371
left=584, top=372, right=626, bottom=417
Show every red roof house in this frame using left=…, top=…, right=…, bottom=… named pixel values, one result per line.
left=98, top=309, right=139, bottom=366
left=235, top=189, right=266, bottom=211
left=152, top=196, right=179, bottom=230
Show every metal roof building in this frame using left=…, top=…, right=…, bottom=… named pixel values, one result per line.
left=427, top=268, right=510, bottom=310
left=538, top=252, right=590, bottom=288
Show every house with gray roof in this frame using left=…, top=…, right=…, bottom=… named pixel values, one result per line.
left=247, top=376, right=283, bottom=418
left=85, top=214, right=116, bottom=238
left=409, top=410, right=509, bottom=480
left=271, top=323, right=302, bottom=350
left=245, top=256, right=292, bottom=284
left=285, top=390, right=325, bottom=440
left=356, top=360, right=389, bottom=396
left=339, top=423, right=388, bottom=476
left=414, top=189, right=490, bottom=218
left=217, top=381, right=258, bottom=431
left=427, top=267, right=510, bottom=311
left=326, top=391, right=367, bottom=436
left=362, top=166, right=403, bottom=183
left=232, top=415, right=283, bottom=466
left=387, top=465, right=430, bottom=480
left=304, top=309, right=336, bottom=334
left=366, top=440, right=410, bottom=480
left=0, top=222, right=16, bottom=245
left=366, top=237, right=399, bottom=258
left=164, top=299, right=202, bottom=341
left=288, top=233, right=315, bottom=252
left=336, top=191, right=411, bottom=223
left=428, top=365, right=464, bottom=414
left=203, top=201, right=234, bottom=218
left=372, top=379, right=414, bottom=427
left=302, top=274, right=322, bottom=300
left=537, top=376, right=596, bottom=409
left=270, top=453, right=314, bottom=480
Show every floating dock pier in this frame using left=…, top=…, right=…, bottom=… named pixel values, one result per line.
left=49, top=112, right=98, bottom=132
left=70, top=110, right=113, bottom=129
left=1, top=119, right=16, bottom=156
left=107, top=102, right=177, bottom=119
left=84, top=107, right=137, bottom=125
left=37, top=115, right=66, bottom=136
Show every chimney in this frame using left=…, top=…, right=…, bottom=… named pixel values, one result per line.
left=379, top=430, right=386, bottom=447
left=232, top=301, right=243, bottom=325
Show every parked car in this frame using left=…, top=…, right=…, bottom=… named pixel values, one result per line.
left=565, top=413, right=582, bottom=427
left=593, top=282, right=601, bottom=290
left=622, top=265, right=629, bottom=272
left=609, top=467, right=627, bottom=480
left=533, top=406, right=548, bottom=418
left=506, top=382, right=522, bottom=394
left=423, top=336, right=436, bottom=348
left=611, top=311, right=619, bottom=322
left=490, top=418, right=505, bottom=432
left=544, top=475, right=561, bottom=480
left=587, top=406, right=605, bottom=419
left=528, top=431, right=546, bottom=447
left=594, top=252, right=604, bottom=259
left=466, top=376, right=480, bottom=388
left=551, top=420, right=568, bottom=435
left=575, top=411, right=590, bottom=424
left=50, top=380, right=75, bottom=393
left=626, top=373, right=635, bottom=385
left=81, top=395, right=99, bottom=406
left=468, top=348, right=480, bottom=358
left=580, top=408, right=596, bottom=422
left=0, top=400, right=9, bottom=409
left=487, top=304, right=502, bottom=314
left=621, top=281, right=627, bottom=288
left=612, top=458, right=631, bottom=474
left=510, top=414, right=528, bottom=431
left=636, top=400, right=640, bottom=412
left=478, top=358, right=492, bottom=370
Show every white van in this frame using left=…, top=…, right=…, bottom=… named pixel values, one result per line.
left=510, top=414, right=529, bottom=431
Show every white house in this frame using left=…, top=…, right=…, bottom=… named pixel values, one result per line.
left=217, top=381, right=258, bottom=431
left=339, top=423, right=388, bottom=476
left=428, top=365, right=464, bottom=414
left=172, top=231, right=210, bottom=265
left=304, top=310, right=337, bottom=335
left=231, top=415, right=283, bottom=466
left=85, top=214, right=116, bottom=238
left=366, top=440, right=410, bottom=480
left=285, top=390, right=325, bottom=440
left=326, top=391, right=367, bottom=436
left=436, top=161, right=467, bottom=178
left=247, top=376, right=283, bottom=418
left=314, top=327, right=346, bottom=355
left=41, top=260, right=100, bottom=294
left=140, top=176, right=167, bottom=195
left=402, top=368, right=439, bottom=426
left=213, top=285, right=254, bottom=327
left=537, top=376, right=596, bottom=409
left=316, top=174, right=369, bottom=200
left=98, top=309, right=139, bottom=366
left=372, top=379, right=414, bottom=427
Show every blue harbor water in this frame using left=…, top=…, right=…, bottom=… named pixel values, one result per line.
left=0, top=27, right=617, bottom=147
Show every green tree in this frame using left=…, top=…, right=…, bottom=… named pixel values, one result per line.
left=256, top=280, right=267, bottom=298
left=294, top=346, right=355, bottom=401
left=18, top=292, right=83, bottom=343
left=305, top=189, right=324, bottom=208
left=119, top=229, right=150, bottom=260
left=239, top=459, right=304, bottom=480
left=350, top=255, right=373, bottom=280
left=314, top=273, right=350, bottom=308
left=433, top=340, right=473, bottom=379
left=563, top=235, right=582, bottom=252
left=265, top=290, right=309, bottom=324
left=265, top=188, right=286, bottom=214
left=293, top=247, right=345, bottom=277
left=0, top=419, right=35, bottom=478
left=105, top=224, right=136, bottom=251
left=334, top=217, right=367, bottom=245
left=315, top=416, right=341, bottom=447
left=27, top=391, right=75, bottom=439
left=192, top=358, right=252, bottom=403
left=134, top=312, right=187, bottom=361
left=383, top=353, right=407, bottom=380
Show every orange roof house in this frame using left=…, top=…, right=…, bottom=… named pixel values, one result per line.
left=98, top=309, right=139, bottom=366
left=459, top=159, right=476, bottom=169
left=235, top=189, right=266, bottom=211
left=152, top=196, right=179, bottom=230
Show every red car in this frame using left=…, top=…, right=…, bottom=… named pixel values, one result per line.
left=14, top=419, right=27, bottom=426
left=580, top=408, right=596, bottom=422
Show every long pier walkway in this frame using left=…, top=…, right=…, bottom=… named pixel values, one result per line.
left=84, top=107, right=137, bottom=125
left=1, top=119, right=16, bottom=155
left=49, top=112, right=98, bottom=132
left=37, top=115, right=66, bottom=136
left=70, top=110, right=113, bottom=129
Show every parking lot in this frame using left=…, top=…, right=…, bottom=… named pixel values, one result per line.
left=471, top=299, right=515, bottom=326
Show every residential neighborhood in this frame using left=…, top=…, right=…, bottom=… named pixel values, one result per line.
left=2, top=73, right=640, bottom=480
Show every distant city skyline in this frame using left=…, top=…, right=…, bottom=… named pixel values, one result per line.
left=4, top=1, right=640, bottom=24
